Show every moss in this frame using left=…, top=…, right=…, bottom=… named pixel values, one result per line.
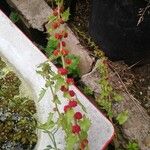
left=0, top=57, right=6, bottom=69
left=0, top=57, right=37, bottom=149
left=0, top=71, right=21, bottom=98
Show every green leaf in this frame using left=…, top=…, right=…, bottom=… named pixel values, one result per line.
left=65, top=109, right=74, bottom=125
left=38, top=113, right=55, bottom=130
left=55, top=0, right=62, bottom=5
left=45, top=37, right=58, bottom=56
left=79, top=131, right=88, bottom=140
left=66, top=134, right=79, bottom=150
left=63, top=92, right=71, bottom=99
left=44, top=145, right=53, bottom=150
left=57, top=114, right=68, bottom=131
left=54, top=77, right=65, bottom=92
left=38, top=88, right=47, bottom=101
left=66, top=54, right=80, bottom=78
left=79, top=117, right=91, bottom=132
left=45, top=80, right=54, bottom=88
left=127, top=141, right=139, bottom=150
left=61, top=8, right=70, bottom=21
left=117, top=110, right=129, bottom=125
left=9, top=12, right=20, bottom=23
left=83, top=86, right=93, bottom=96
left=53, top=95, right=61, bottom=104
left=114, top=93, right=123, bottom=102
left=48, top=15, right=57, bottom=23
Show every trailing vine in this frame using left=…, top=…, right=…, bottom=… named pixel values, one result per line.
left=72, top=27, right=128, bottom=125
left=37, top=0, right=91, bottom=149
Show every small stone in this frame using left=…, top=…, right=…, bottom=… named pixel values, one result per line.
left=0, top=113, right=7, bottom=121
left=139, top=91, right=143, bottom=95
left=6, top=0, right=52, bottom=31
left=143, top=136, right=150, bottom=147
left=12, top=113, right=20, bottom=121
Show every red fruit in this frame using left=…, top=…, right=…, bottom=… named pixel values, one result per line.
left=52, top=22, right=59, bottom=29
left=82, top=139, right=88, bottom=145
left=53, top=50, right=59, bottom=56
left=63, top=32, right=68, bottom=38
left=55, top=33, right=63, bottom=40
left=72, top=124, right=81, bottom=134
left=53, top=9, right=58, bottom=16
left=103, top=59, right=107, bottom=65
left=60, top=6, right=64, bottom=13
left=60, top=85, right=68, bottom=92
left=66, top=78, right=74, bottom=84
left=64, top=105, right=71, bottom=112
left=57, top=43, right=60, bottom=48
left=61, top=49, right=69, bottom=56
left=65, top=58, right=72, bottom=65
left=58, top=18, right=64, bottom=24
left=58, top=68, right=68, bottom=75
left=74, top=112, right=83, bottom=120
left=69, top=90, right=75, bottom=97
left=62, top=41, right=66, bottom=47
left=55, top=33, right=59, bottom=39
left=69, top=100, right=77, bottom=107
left=80, top=139, right=88, bottom=150
left=57, top=41, right=66, bottom=48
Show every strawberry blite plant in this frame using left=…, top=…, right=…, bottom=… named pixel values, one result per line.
left=37, top=0, right=91, bottom=149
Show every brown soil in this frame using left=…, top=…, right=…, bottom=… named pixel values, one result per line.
left=69, top=0, right=150, bottom=116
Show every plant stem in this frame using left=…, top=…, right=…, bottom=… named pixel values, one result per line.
left=60, top=41, right=66, bottom=68
left=51, top=132, right=58, bottom=150
left=47, top=130, right=58, bottom=150
left=49, top=84, right=61, bottom=116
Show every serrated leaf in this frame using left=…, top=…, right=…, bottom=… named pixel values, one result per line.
left=55, top=0, right=61, bottom=5
left=63, top=92, right=71, bottom=99
left=79, top=131, right=88, bottom=140
left=45, top=37, right=58, bottom=56
left=127, top=141, right=139, bottom=150
left=66, top=134, right=79, bottom=150
left=53, top=95, right=61, bottom=104
left=38, top=88, right=47, bottom=101
left=51, top=74, right=61, bottom=80
left=38, top=113, right=55, bottom=130
left=9, top=12, right=20, bottom=23
left=54, top=77, right=65, bottom=92
left=48, top=15, right=57, bottom=23
left=36, top=70, right=45, bottom=77
left=114, top=94, right=123, bottom=102
left=79, top=117, right=91, bottom=132
left=44, top=145, right=53, bottom=150
left=65, top=109, right=74, bottom=125
left=66, top=54, right=80, bottom=77
left=61, top=8, right=70, bottom=21
left=117, top=110, right=128, bottom=125
left=45, top=80, right=54, bottom=88
left=57, top=114, right=70, bottom=133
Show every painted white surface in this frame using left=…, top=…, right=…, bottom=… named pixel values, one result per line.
left=0, top=10, right=114, bottom=150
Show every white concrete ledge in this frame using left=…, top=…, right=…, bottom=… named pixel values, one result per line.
left=0, top=11, right=114, bottom=150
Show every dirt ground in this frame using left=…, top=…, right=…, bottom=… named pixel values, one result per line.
left=69, top=0, right=150, bottom=116
left=1, top=0, right=149, bottom=149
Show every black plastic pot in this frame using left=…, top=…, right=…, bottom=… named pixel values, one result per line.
left=89, top=0, right=150, bottom=64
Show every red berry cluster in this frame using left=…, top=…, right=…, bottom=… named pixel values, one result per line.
left=63, top=99, right=83, bottom=134
left=51, top=7, right=72, bottom=70
left=51, top=6, right=84, bottom=136
left=80, top=139, right=89, bottom=150
left=49, top=7, right=89, bottom=150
